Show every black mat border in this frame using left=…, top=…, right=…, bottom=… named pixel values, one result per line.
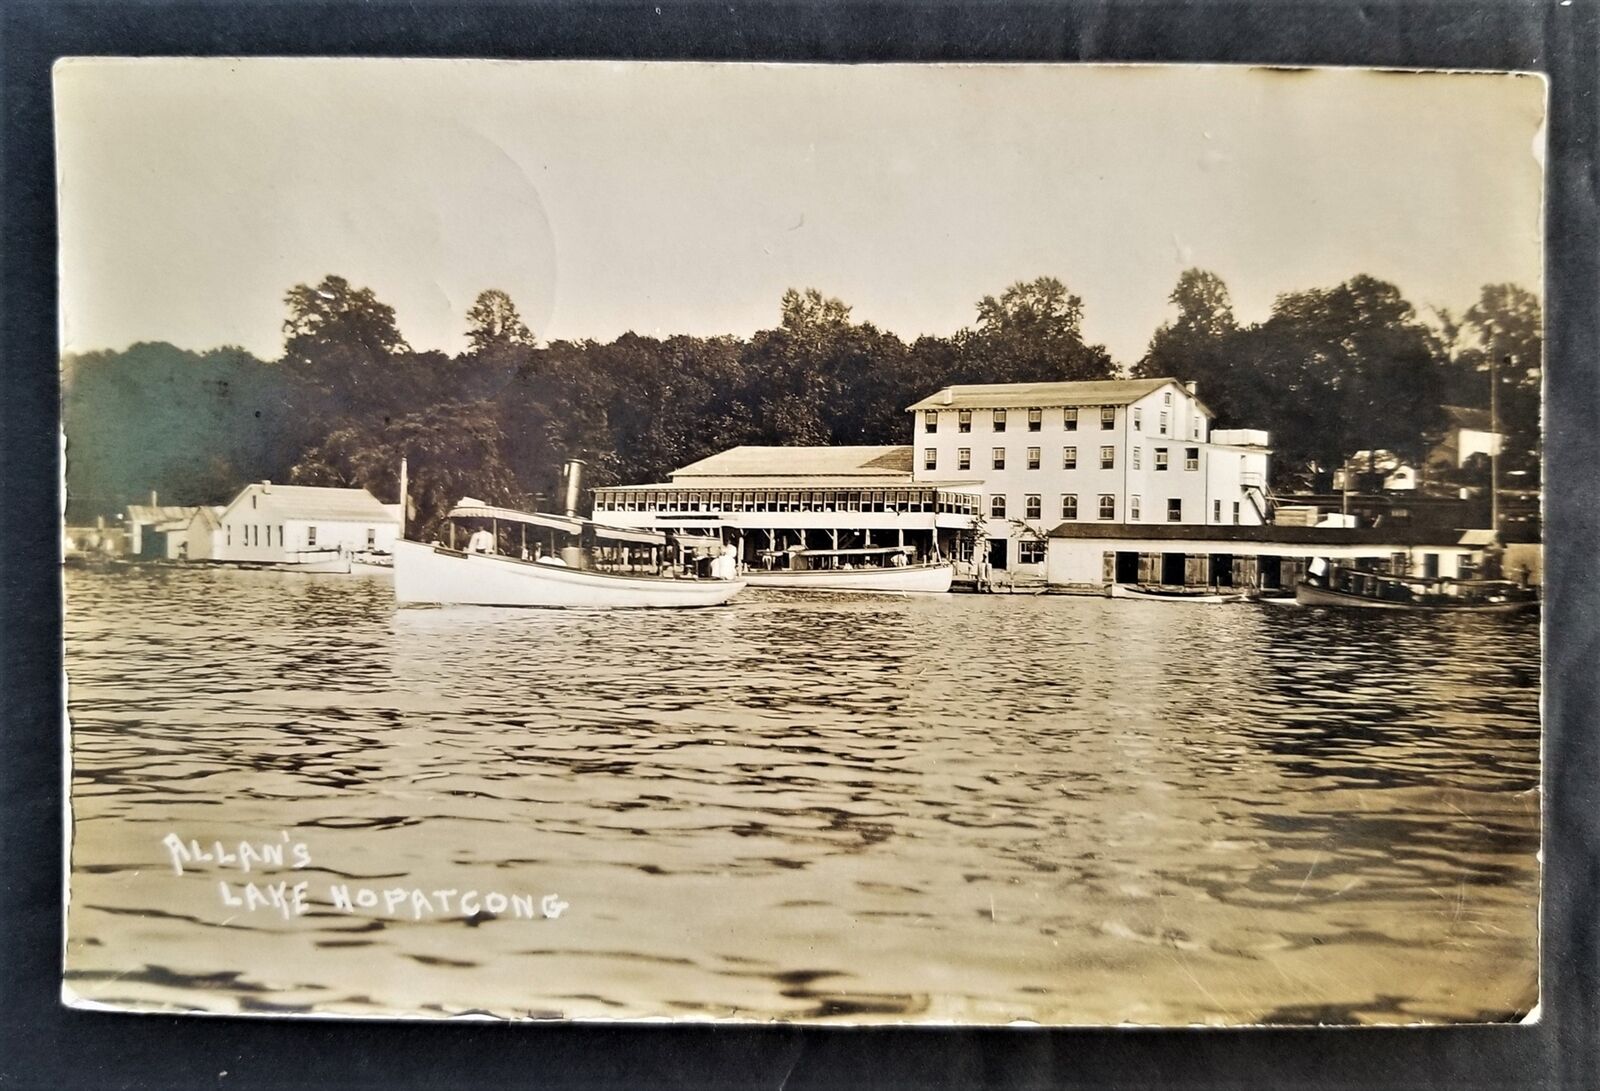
left=3, top=2, right=1596, bottom=1088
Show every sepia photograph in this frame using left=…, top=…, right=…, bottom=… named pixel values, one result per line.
left=57, top=58, right=1544, bottom=1026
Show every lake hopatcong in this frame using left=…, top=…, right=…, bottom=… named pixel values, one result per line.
left=63, top=566, right=1540, bottom=1025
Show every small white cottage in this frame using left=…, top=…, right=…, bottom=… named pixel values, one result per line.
left=211, top=482, right=399, bottom=564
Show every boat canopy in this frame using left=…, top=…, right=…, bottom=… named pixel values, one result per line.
left=448, top=499, right=671, bottom=547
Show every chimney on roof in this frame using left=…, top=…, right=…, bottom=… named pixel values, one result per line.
left=940, top=390, right=953, bottom=405
left=149, top=490, right=157, bottom=507
left=261, top=480, right=271, bottom=493
left=1184, top=381, right=1197, bottom=397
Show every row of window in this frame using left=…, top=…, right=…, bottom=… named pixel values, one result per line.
left=223, top=525, right=377, bottom=547
left=926, top=406, right=1119, bottom=434
left=984, top=495, right=1245, bottom=523
left=924, top=396, right=1193, bottom=438
left=925, top=446, right=1202, bottom=472
left=592, top=488, right=980, bottom=516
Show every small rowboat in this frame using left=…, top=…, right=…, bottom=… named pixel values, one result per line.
left=1109, top=583, right=1245, bottom=604
left=269, top=550, right=352, bottom=574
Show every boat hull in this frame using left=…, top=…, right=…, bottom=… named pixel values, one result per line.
left=1294, top=582, right=1538, bottom=612
left=1110, top=583, right=1244, bottom=604
left=743, top=563, right=954, bottom=594
left=393, top=540, right=744, bottom=608
left=270, top=555, right=352, bottom=574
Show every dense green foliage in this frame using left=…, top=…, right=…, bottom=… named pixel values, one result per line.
left=63, top=273, right=1540, bottom=531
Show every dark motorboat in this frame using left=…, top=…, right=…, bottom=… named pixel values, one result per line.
left=1295, top=564, right=1538, bottom=613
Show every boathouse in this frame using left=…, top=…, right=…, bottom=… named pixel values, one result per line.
left=1045, top=522, right=1484, bottom=594
left=124, top=501, right=203, bottom=560
left=209, top=482, right=399, bottom=564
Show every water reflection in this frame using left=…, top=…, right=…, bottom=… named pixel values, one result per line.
left=64, top=569, right=1539, bottom=1024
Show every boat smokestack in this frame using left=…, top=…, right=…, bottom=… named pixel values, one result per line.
left=560, top=458, right=586, bottom=518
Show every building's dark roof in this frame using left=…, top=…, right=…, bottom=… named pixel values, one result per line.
left=1045, top=521, right=1480, bottom=547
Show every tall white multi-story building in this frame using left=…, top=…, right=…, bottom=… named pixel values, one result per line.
left=906, top=377, right=1271, bottom=572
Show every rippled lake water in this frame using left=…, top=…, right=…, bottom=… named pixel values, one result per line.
left=63, top=566, right=1540, bottom=1025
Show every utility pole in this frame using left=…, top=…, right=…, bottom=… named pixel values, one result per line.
left=1489, top=354, right=1505, bottom=536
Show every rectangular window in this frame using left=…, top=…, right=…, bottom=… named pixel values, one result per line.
left=924, top=448, right=937, bottom=471
left=1155, top=448, right=1169, bottom=471
left=1100, top=445, right=1115, bottom=470
left=1193, top=419, right=1201, bottom=440
left=1098, top=494, right=1115, bottom=520
left=1233, top=501, right=1241, bottom=524
left=307, top=526, right=317, bottom=546
left=990, top=495, right=1007, bottom=518
left=992, top=408, right=1007, bottom=432
left=1062, top=494, right=1078, bottom=519
left=1132, top=446, right=1142, bottom=470
left=1159, top=411, right=1169, bottom=435
left=1100, top=405, right=1115, bottom=429
left=958, top=409, right=972, bottom=433
left=1133, top=408, right=1142, bottom=430
left=958, top=447, right=971, bottom=471
left=1063, top=446, right=1077, bottom=470
left=1131, top=495, right=1142, bottom=521
left=1164, top=391, right=1172, bottom=405
left=1027, top=407, right=1042, bottom=431
left=1213, top=500, right=1222, bottom=522
left=1064, top=407, right=1078, bottom=431
left=1027, top=446, right=1041, bottom=470
left=367, top=527, right=376, bottom=547
left=924, top=409, right=938, bottom=434
left=992, top=447, right=1006, bottom=470
left=225, top=525, right=231, bottom=546
left=1018, top=540, right=1046, bottom=564
left=1185, top=447, right=1200, bottom=471
left=1168, top=498, right=1183, bottom=522
left=1025, top=494, right=1041, bottom=519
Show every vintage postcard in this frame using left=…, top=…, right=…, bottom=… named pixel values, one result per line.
left=58, top=59, right=1543, bottom=1024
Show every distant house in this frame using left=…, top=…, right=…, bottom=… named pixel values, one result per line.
left=125, top=502, right=203, bottom=560
left=211, top=482, right=399, bottom=564
left=1333, top=451, right=1417, bottom=494
left=179, top=506, right=227, bottom=561
left=1429, top=405, right=1503, bottom=470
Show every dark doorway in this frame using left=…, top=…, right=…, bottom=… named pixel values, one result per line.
left=1160, top=552, right=1186, bottom=585
left=1211, top=554, right=1234, bottom=587
left=1423, top=552, right=1440, bottom=578
left=988, top=537, right=1008, bottom=570
left=1259, top=555, right=1283, bottom=589
left=1115, top=551, right=1140, bottom=584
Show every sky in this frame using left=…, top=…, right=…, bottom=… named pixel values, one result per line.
left=55, top=60, right=1544, bottom=368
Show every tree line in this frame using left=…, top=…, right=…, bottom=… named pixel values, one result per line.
left=62, top=271, right=1540, bottom=535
